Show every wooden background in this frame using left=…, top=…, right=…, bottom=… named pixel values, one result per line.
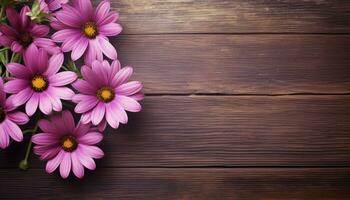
left=1, top=0, right=350, bottom=199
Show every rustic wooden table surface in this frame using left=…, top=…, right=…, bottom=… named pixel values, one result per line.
left=1, top=0, right=350, bottom=199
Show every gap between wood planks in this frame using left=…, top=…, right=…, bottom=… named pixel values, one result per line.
left=3, top=166, right=350, bottom=170
left=145, top=93, right=350, bottom=97
left=119, top=33, right=350, bottom=35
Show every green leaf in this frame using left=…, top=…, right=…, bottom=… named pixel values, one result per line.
left=10, top=52, right=21, bottom=63
left=27, top=1, right=50, bottom=23
left=0, top=49, right=8, bottom=65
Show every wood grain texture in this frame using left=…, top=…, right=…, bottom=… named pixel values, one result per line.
left=0, top=168, right=349, bottom=200
left=108, top=0, right=350, bottom=34
left=115, top=35, right=350, bottom=94
left=1, top=1, right=350, bottom=199
left=1, top=95, right=350, bottom=168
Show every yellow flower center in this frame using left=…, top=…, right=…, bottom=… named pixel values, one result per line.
left=60, top=136, right=77, bottom=152
left=97, top=87, right=115, bottom=103
left=83, top=22, right=98, bottom=39
left=31, top=75, right=48, bottom=92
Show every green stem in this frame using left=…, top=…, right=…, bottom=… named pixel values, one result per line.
left=0, top=47, right=9, bottom=52
left=0, top=6, right=5, bottom=23
left=24, top=137, right=33, bottom=161
left=10, top=52, right=21, bottom=63
left=10, top=52, right=15, bottom=62
left=61, top=66, right=69, bottom=71
left=22, top=129, right=35, bottom=134
left=5, top=52, right=20, bottom=77
left=19, top=123, right=39, bottom=170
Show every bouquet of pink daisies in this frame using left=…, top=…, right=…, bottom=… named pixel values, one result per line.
left=0, top=0, right=143, bottom=178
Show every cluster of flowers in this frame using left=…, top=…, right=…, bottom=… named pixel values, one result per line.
left=0, top=0, right=143, bottom=178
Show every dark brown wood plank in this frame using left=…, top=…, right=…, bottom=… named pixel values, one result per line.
left=1, top=95, right=350, bottom=168
left=0, top=168, right=349, bottom=200
left=116, top=35, right=350, bottom=94
left=109, top=0, right=350, bottom=34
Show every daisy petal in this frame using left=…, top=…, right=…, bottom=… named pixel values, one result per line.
left=80, top=111, right=92, bottom=124
left=11, top=42, right=23, bottom=53
left=6, top=7, right=20, bottom=29
left=78, top=132, right=103, bottom=145
left=62, top=110, right=75, bottom=133
left=105, top=105, right=119, bottom=129
left=95, top=0, right=110, bottom=22
left=71, top=37, right=88, bottom=61
left=6, top=63, right=31, bottom=79
left=72, top=80, right=96, bottom=95
left=7, top=87, right=33, bottom=107
left=3, top=120, right=23, bottom=142
left=99, top=23, right=122, bottom=36
left=4, top=79, right=28, bottom=94
left=75, top=0, right=93, bottom=17
left=38, top=119, right=59, bottom=134
left=116, top=81, right=143, bottom=96
left=47, top=93, right=63, bottom=112
left=79, top=144, right=104, bottom=159
left=0, top=125, right=10, bottom=149
left=56, top=10, right=81, bottom=28
left=97, top=12, right=119, bottom=26
left=108, top=100, right=128, bottom=124
left=32, top=133, right=59, bottom=145
left=75, top=96, right=99, bottom=113
left=52, top=29, right=79, bottom=42
left=71, top=151, right=84, bottom=178
left=77, top=149, right=96, bottom=170
left=39, top=146, right=61, bottom=161
left=30, top=25, right=50, bottom=37
left=59, top=152, right=71, bottom=179
left=49, top=72, right=77, bottom=86
left=46, top=150, right=64, bottom=173
left=97, top=36, right=117, bottom=60
left=91, top=103, right=105, bottom=125
left=111, top=66, right=133, bottom=87
left=118, top=95, right=142, bottom=112
left=7, top=111, right=29, bottom=125
left=45, top=53, right=64, bottom=76
left=49, top=87, right=75, bottom=100
left=130, top=92, right=145, bottom=101
left=37, top=48, right=49, bottom=74
left=97, top=119, right=107, bottom=132
left=26, top=93, right=39, bottom=116
left=39, top=92, right=53, bottom=115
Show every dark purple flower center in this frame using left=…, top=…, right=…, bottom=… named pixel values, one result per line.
left=60, top=135, right=78, bottom=152
left=18, top=32, right=33, bottom=48
left=30, top=75, right=48, bottom=92
left=0, top=108, right=6, bottom=123
left=82, top=22, right=98, bottom=39
left=97, top=87, right=115, bottom=103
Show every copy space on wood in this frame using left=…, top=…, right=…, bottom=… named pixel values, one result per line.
left=0, top=168, right=349, bottom=200
left=115, top=35, right=350, bottom=94
left=108, top=0, right=350, bottom=34
left=2, top=96, right=350, bottom=168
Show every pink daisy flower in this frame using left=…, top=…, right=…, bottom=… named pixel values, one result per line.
left=39, top=0, right=69, bottom=13
left=72, top=60, right=143, bottom=131
left=51, top=0, right=122, bottom=62
left=0, top=78, right=29, bottom=149
left=0, top=6, right=60, bottom=55
left=32, top=110, right=104, bottom=178
left=5, top=44, right=77, bottom=116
